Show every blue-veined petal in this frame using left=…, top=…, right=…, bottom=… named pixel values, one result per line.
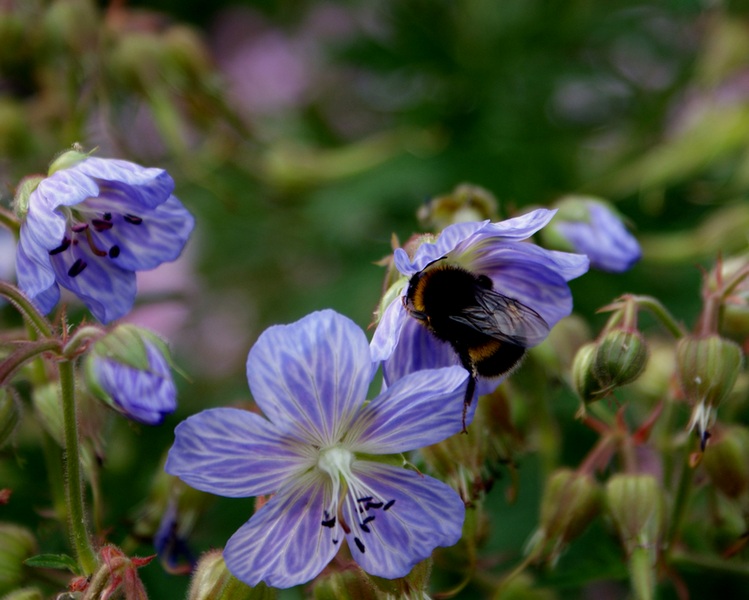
left=370, top=298, right=408, bottom=363
left=394, top=221, right=488, bottom=275
left=342, top=462, right=464, bottom=579
left=165, top=408, right=312, bottom=498
left=223, top=472, right=338, bottom=589
left=463, top=208, right=557, bottom=244
left=473, top=241, right=589, bottom=283
left=349, top=365, right=470, bottom=454
left=15, top=235, right=59, bottom=313
left=473, top=244, right=587, bottom=329
left=49, top=242, right=136, bottom=323
left=381, top=318, right=458, bottom=384
left=75, top=158, right=174, bottom=209
left=247, top=310, right=373, bottom=446
left=84, top=195, right=195, bottom=271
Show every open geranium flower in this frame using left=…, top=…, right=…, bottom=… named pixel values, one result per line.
left=15, top=150, right=194, bottom=323
left=372, top=209, right=589, bottom=392
left=166, top=310, right=471, bottom=589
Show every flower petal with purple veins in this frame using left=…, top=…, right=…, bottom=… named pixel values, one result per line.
left=223, top=473, right=338, bottom=589
left=342, top=462, right=465, bottom=580
left=165, top=408, right=311, bottom=498
left=15, top=151, right=194, bottom=323
left=246, top=310, right=373, bottom=446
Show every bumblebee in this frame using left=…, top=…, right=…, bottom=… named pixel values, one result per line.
left=403, top=258, right=550, bottom=430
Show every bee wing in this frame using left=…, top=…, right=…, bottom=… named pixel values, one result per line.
left=450, top=288, right=550, bottom=347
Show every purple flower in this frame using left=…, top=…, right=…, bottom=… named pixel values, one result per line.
left=86, top=325, right=177, bottom=425
left=371, top=209, right=589, bottom=388
left=552, top=199, right=641, bottom=273
left=15, top=151, right=194, bottom=323
left=165, top=310, right=470, bottom=589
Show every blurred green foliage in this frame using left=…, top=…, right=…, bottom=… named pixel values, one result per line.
left=2, top=0, right=749, bottom=598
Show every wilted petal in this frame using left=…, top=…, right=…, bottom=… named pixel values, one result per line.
left=343, top=462, right=464, bottom=579
left=247, top=310, right=373, bottom=446
left=223, top=473, right=338, bottom=589
left=165, top=408, right=310, bottom=498
left=350, top=365, right=470, bottom=454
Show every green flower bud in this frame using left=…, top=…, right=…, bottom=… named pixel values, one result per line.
left=313, top=569, right=379, bottom=600
left=13, top=176, right=44, bottom=221
left=367, top=558, right=431, bottom=600
left=47, top=147, right=91, bottom=176
left=676, top=335, right=743, bottom=407
left=539, top=469, right=601, bottom=549
left=417, top=183, right=499, bottom=231
left=42, top=0, right=99, bottom=55
left=186, top=551, right=273, bottom=600
left=0, top=388, right=21, bottom=448
left=701, top=426, right=749, bottom=499
left=605, top=474, right=664, bottom=556
left=593, top=330, right=648, bottom=392
left=676, top=335, right=743, bottom=447
left=0, top=524, right=37, bottom=595
left=571, top=342, right=601, bottom=403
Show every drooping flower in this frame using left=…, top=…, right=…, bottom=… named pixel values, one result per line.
left=14, top=149, right=194, bottom=323
left=371, top=208, right=589, bottom=389
left=545, top=197, right=641, bottom=273
left=165, top=310, right=471, bottom=589
left=85, top=325, right=177, bottom=425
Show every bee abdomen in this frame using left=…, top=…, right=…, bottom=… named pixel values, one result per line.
left=470, top=339, right=526, bottom=378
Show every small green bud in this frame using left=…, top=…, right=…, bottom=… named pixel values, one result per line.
left=367, top=558, right=431, bottom=600
left=0, top=524, right=37, bottom=595
left=605, top=474, right=664, bottom=556
left=539, top=469, right=601, bottom=548
left=676, top=335, right=743, bottom=407
left=0, top=388, right=21, bottom=448
left=313, top=569, right=379, bottom=600
left=593, top=330, right=648, bottom=392
left=701, top=426, right=749, bottom=498
left=571, top=342, right=601, bottom=403
left=187, top=551, right=273, bottom=600
left=417, top=183, right=499, bottom=231
left=48, top=147, right=90, bottom=176
left=13, top=176, right=44, bottom=221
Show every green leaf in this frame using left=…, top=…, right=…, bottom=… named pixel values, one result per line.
left=24, top=553, right=80, bottom=574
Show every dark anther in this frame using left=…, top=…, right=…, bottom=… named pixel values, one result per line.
left=354, top=537, right=365, bottom=553
left=365, top=501, right=383, bottom=510
left=49, top=237, right=71, bottom=255
left=72, top=223, right=89, bottom=233
left=68, top=258, right=87, bottom=278
left=332, top=538, right=338, bottom=545
left=92, top=219, right=114, bottom=232
left=383, top=499, right=395, bottom=511
left=357, top=496, right=373, bottom=503
left=124, top=214, right=143, bottom=225
left=103, top=212, right=112, bottom=221
left=360, top=523, right=371, bottom=534
left=321, top=516, right=336, bottom=528
left=109, top=245, right=121, bottom=258
left=362, top=516, right=375, bottom=525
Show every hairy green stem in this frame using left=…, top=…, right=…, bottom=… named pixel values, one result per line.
left=59, top=359, right=98, bottom=575
left=0, top=205, right=20, bottom=235
left=0, top=281, right=54, bottom=338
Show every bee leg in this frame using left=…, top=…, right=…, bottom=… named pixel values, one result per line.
left=461, top=373, right=476, bottom=433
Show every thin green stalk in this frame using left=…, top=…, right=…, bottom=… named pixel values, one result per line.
left=0, top=281, right=53, bottom=338
left=59, top=359, right=98, bottom=575
left=633, top=295, right=685, bottom=339
left=665, top=450, right=695, bottom=552
left=0, top=205, right=19, bottom=235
